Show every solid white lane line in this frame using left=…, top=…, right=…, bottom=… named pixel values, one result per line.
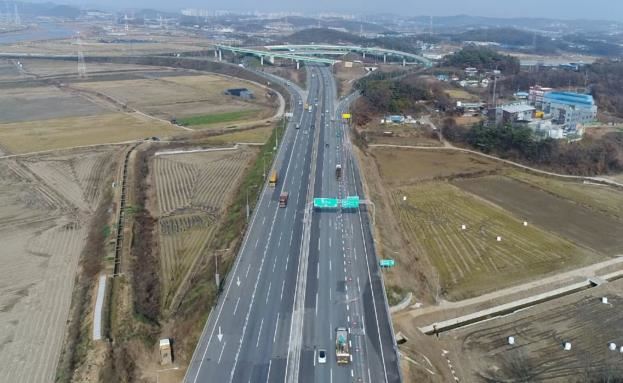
left=266, top=359, right=272, bottom=382
left=266, top=282, right=272, bottom=304
left=315, top=292, right=318, bottom=317
left=256, top=319, right=264, bottom=348
left=218, top=341, right=227, bottom=364
left=273, top=312, right=280, bottom=344
left=233, top=297, right=241, bottom=316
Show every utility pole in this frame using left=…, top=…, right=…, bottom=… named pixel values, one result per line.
left=246, top=185, right=257, bottom=222
left=214, top=248, right=230, bottom=289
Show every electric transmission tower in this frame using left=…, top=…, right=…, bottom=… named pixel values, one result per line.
left=76, top=33, right=87, bottom=79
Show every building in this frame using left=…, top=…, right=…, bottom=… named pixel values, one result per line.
left=464, top=67, right=478, bottom=77
left=224, top=88, right=254, bottom=99
left=528, top=85, right=552, bottom=109
left=542, top=92, right=597, bottom=131
left=491, top=103, right=536, bottom=124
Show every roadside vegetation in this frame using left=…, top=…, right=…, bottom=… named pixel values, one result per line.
left=178, top=110, right=259, bottom=127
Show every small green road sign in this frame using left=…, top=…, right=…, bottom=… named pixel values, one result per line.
left=314, top=198, right=339, bottom=209
left=341, top=196, right=360, bottom=209
left=379, top=259, right=395, bottom=268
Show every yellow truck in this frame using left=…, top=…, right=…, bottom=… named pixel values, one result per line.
left=269, top=170, right=278, bottom=187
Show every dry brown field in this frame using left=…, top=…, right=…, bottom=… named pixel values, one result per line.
left=0, top=86, right=107, bottom=123
left=455, top=176, right=623, bottom=255
left=0, top=147, right=117, bottom=383
left=370, top=147, right=503, bottom=185
left=154, top=148, right=256, bottom=309
left=74, top=75, right=274, bottom=123
left=19, top=59, right=165, bottom=77
left=391, top=181, right=599, bottom=299
left=364, top=124, right=442, bottom=147
left=453, top=279, right=623, bottom=382
left=0, top=113, right=178, bottom=154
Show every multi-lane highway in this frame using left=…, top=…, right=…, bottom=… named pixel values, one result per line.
left=184, top=64, right=401, bottom=383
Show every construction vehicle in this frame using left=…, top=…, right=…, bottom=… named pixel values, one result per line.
left=269, top=170, right=278, bottom=187
left=335, top=164, right=342, bottom=179
left=279, top=192, right=289, bottom=208
left=335, top=327, right=350, bottom=365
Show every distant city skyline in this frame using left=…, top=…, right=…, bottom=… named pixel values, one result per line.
left=25, top=0, right=623, bottom=21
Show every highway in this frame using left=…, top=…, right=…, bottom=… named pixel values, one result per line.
left=184, top=64, right=401, bottom=383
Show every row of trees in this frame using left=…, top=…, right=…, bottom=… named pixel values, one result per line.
left=442, top=118, right=623, bottom=175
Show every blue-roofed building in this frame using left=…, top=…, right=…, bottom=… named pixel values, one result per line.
left=542, top=91, right=597, bottom=132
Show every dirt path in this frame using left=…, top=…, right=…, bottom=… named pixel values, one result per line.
left=395, top=256, right=623, bottom=322
left=368, top=144, right=623, bottom=188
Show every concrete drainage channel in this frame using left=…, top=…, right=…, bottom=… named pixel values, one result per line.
left=113, top=144, right=138, bottom=277
left=420, top=268, right=623, bottom=335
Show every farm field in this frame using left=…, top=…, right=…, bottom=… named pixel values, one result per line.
left=371, top=147, right=503, bottom=185
left=204, top=126, right=275, bottom=144
left=0, top=147, right=117, bottom=383
left=390, top=182, right=600, bottom=300
left=0, top=36, right=210, bottom=56
left=453, top=279, right=623, bottom=382
left=154, top=148, right=256, bottom=309
left=19, top=59, right=164, bottom=77
left=0, top=86, right=107, bottom=123
left=507, top=171, right=623, bottom=219
left=455, top=176, right=623, bottom=255
left=74, top=74, right=275, bottom=124
left=0, top=112, right=178, bottom=154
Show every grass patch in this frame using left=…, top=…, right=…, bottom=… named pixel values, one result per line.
left=178, top=110, right=259, bottom=127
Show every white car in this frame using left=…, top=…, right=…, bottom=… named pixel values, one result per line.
left=318, top=349, right=327, bottom=364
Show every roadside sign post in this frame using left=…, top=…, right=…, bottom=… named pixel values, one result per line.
left=341, top=196, right=360, bottom=209
left=379, top=259, right=395, bottom=268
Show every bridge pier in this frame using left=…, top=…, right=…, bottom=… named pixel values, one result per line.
left=362, top=51, right=366, bottom=59
left=383, top=54, right=386, bottom=64
left=260, top=56, right=264, bottom=66
left=402, top=58, right=406, bottom=66
left=214, top=49, right=217, bottom=58
left=296, top=60, right=300, bottom=70
left=218, top=49, right=222, bottom=61
left=268, top=56, right=275, bottom=64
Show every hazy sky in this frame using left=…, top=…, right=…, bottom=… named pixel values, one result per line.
left=48, top=0, right=623, bottom=21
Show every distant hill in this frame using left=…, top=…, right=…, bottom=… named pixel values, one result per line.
left=280, top=28, right=367, bottom=45
left=13, top=1, right=81, bottom=19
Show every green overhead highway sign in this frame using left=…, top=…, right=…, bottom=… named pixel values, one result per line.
left=341, top=196, right=360, bottom=209
left=314, top=198, right=339, bottom=209
left=379, top=259, right=395, bottom=268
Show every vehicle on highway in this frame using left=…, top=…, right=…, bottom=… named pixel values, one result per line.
left=296, top=123, right=300, bottom=129
left=335, top=327, right=350, bottom=365
left=269, top=170, right=278, bottom=187
left=318, top=349, right=327, bottom=364
left=335, top=164, right=342, bottom=179
left=279, top=191, right=289, bottom=207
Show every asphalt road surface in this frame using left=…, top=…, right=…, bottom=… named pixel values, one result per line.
left=184, top=65, right=401, bottom=383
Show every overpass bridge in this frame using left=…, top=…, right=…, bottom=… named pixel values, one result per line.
left=213, top=44, right=340, bottom=68
left=265, top=44, right=433, bottom=67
